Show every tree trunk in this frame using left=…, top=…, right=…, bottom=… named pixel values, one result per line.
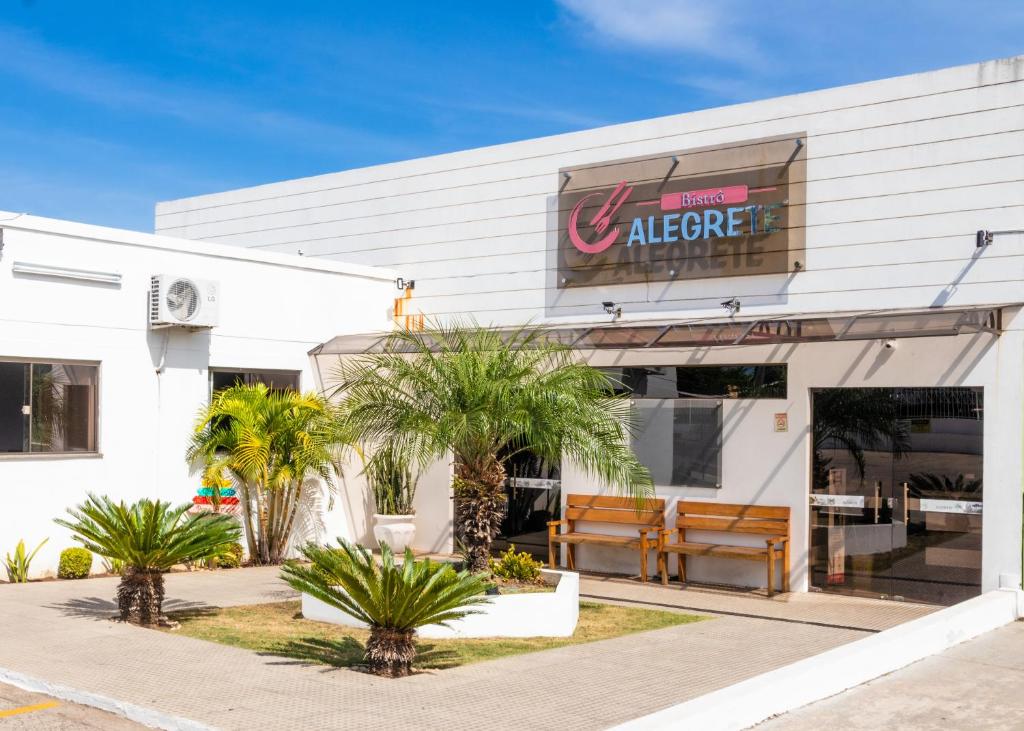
left=454, top=455, right=508, bottom=573
left=237, top=479, right=259, bottom=561
left=273, top=480, right=304, bottom=564
left=255, top=483, right=270, bottom=564
left=365, top=626, right=416, bottom=677
left=117, top=568, right=165, bottom=627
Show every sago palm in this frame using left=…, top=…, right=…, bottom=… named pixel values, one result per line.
left=55, top=495, right=240, bottom=626
left=187, top=384, right=345, bottom=565
left=281, top=540, right=488, bottom=677
left=332, top=321, right=653, bottom=571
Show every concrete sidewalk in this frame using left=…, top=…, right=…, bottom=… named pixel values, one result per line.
left=758, top=620, right=1024, bottom=730
left=0, top=568, right=933, bottom=730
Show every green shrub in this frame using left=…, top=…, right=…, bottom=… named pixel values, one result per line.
left=4, top=538, right=48, bottom=583
left=490, top=544, right=543, bottom=583
left=218, top=542, right=244, bottom=569
left=364, top=443, right=417, bottom=515
left=58, top=547, right=93, bottom=579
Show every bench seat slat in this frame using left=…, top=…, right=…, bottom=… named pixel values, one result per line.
left=662, top=541, right=770, bottom=560
left=550, top=532, right=644, bottom=547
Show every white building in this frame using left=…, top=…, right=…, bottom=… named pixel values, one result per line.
left=155, top=57, right=1024, bottom=605
left=0, top=214, right=394, bottom=576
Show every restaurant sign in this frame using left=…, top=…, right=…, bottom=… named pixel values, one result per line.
left=557, top=134, right=807, bottom=288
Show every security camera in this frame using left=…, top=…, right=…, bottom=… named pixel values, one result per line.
left=883, top=339, right=897, bottom=350
left=721, top=297, right=741, bottom=316
left=602, top=301, right=622, bottom=319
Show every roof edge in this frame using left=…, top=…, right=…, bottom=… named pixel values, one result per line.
left=0, top=211, right=397, bottom=283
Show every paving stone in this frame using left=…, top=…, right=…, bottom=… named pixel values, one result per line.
left=0, top=567, right=935, bottom=730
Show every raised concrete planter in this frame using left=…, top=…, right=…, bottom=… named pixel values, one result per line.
left=301, top=568, right=579, bottom=638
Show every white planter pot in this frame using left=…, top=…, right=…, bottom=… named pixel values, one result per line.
left=302, top=569, right=580, bottom=638
left=372, top=514, right=416, bottom=553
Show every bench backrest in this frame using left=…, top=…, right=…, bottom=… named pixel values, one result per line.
left=676, top=501, right=790, bottom=538
left=564, top=494, right=665, bottom=529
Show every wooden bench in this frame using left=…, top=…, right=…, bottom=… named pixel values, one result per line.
left=658, top=502, right=791, bottom=597
left=548, top=494, right=665, bottom=582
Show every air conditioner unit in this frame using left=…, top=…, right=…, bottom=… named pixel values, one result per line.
left=149, top=275, right=220, bottom=329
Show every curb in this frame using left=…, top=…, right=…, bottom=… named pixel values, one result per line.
left=611, top=588, right=1024, bottom=731
left=0, top=667, right=215, bottom=731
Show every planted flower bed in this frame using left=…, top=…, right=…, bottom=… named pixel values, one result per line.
left=302, top=568, right=580, bottom=638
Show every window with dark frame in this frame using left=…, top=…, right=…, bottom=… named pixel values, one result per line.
left=209, top=369, right=300, bottom=395
left=600, top=365, right=787, bottom=488
left=601, top=364, right=787, bottom=400
left=0, top=360, right=98, bottom=454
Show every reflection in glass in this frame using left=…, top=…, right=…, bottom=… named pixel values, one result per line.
left=210, top=369, right=300, bottom=393
left=810, top=387, right=983, bottom=605
left=602, top=364, right=786, bottom=399
left=631, top=399, right=722, bottom=488
left=493, top=450, right=562, bottom=560
left=30, top=364, right=98, bottom=453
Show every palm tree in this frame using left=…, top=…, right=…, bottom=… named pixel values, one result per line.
left=332, top=321, right=653, bottom=571
left=187, top=384, right=345, bottom=565
left=55, top=495, right=240, bottom=626
left=281, top=540, right=488, bottom=677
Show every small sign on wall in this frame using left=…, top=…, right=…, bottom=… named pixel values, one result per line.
left=773, top=412, right=788, bottom=432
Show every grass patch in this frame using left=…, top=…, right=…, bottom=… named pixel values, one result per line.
left=167, top=600, right=706, bottom=670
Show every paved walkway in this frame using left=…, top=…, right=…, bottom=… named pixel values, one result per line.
left=0, top=568, right=934, bottom=730
left=0, top=682, right=144, bottom=730
left=759, top=620, right=1024, bottom=730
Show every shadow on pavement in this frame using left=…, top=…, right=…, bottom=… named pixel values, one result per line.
left=48, top=596, right=215, bottom=620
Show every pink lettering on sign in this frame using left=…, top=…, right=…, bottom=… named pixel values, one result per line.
left=659, top=185, right=748, bottom=211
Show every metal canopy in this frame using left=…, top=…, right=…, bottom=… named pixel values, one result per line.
left=310, top=306, right=1002, bottom=356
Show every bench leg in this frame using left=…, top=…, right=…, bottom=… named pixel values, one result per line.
left=766, top=548, right=776, bottom=598
left=639, top=548, right=648, bottom=583
left=783, top=541, right=791, bottom=593
left=658, top=551, right=668, bottom=586
left=567, top=543, right=576, bottom=571
left=548, top=539, right=556, bottom=569
left=677, top=553, right=686, bottom=585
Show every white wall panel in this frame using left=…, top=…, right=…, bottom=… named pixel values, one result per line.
left=0, top=215, right=395, bottom=578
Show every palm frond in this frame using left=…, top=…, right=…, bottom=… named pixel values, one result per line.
left=331, top=319, right=653, bottom=499
left=281, top=539, right=488, bottom=631
left=55, top=494, right=241, bottom=571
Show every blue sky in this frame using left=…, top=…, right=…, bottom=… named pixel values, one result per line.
left=2, top=1, right=1022, bottom=232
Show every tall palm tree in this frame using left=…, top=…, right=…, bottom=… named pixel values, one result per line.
left=187, top=384, right=346, bottom=565
left=332, top=321, right=653, bottom=571
left=56, top=495, right=240, bottom=626
left=282, top=540, right=488, bottom=677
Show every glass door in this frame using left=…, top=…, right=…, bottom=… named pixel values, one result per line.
left=810, top=388, right=983, bottom=605
left=490, top=450, right=561, bottom=561
left=810, top=388, right=900, bottom=598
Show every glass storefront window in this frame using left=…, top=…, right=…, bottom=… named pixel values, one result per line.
left=0, top=361, right=98, bottom=454
left=809, top=387, right=984, bottom=605
left=631, top=399, right=723, bottom=488
left=602, top=364, right=786, bottom=399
